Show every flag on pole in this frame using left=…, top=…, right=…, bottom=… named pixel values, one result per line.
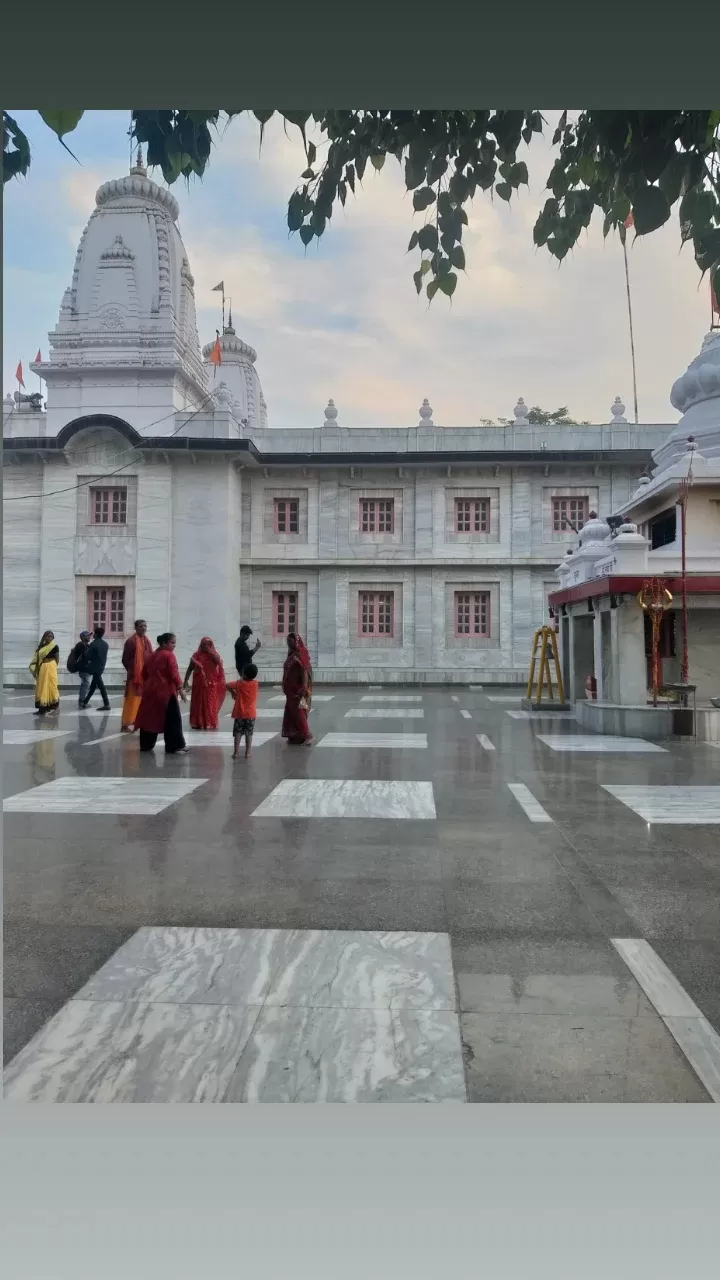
left=212, top=281, right=224, bottom=295
left=35, top=348, right=42, bottom=363
left=208, top=333, right=222, bottom=374
left=15, top=360, right=25, bottom=389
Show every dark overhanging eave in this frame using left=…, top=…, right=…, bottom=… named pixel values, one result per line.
left=3, top=438, right=655, bottom=467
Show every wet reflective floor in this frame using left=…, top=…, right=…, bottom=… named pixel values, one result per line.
left=3, top=687, right=720, bottom=1102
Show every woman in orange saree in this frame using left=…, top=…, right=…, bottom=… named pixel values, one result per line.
left=184, top=636, right=225, bottom=730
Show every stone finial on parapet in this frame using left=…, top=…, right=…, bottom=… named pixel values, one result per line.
left=323, top=398, right=339, bottom=426
left=610, top=396, right=627, bottom=423
left=418, top=398, right=434, bottom=426
left=513, top=397, right=529, bottom=426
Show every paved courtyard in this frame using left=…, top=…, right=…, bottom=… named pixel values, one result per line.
left=3, top=685, right=720, bottom=1103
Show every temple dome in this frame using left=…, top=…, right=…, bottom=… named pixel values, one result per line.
left=202, top=318, right=268, bottom=431
left=653, top=329, right=720, bottom=468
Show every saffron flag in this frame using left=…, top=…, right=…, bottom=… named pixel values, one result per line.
left=35, top=348, right=42, bottom=363
left=208, top=334, right=222, bottom=367
left=15, top=360, right=25, bottom=388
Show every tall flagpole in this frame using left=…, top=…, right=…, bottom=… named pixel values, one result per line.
left=622, top=216, right=639, bottom=424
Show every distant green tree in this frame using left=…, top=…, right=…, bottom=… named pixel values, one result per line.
left=486, top=406, right=591, bottom=426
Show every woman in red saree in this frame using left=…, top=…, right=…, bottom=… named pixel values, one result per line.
left=183, top=636, right=225, bottom=730
left=136, top=633, right=188, bottom=754
left=281, top=632, right=313, bottom=745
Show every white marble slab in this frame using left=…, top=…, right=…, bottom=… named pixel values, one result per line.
left=360, top=695, right=423, bottom=703
left=487, top=696, right=523, bottom=703
left=3, top=776, right=207, bottom=815
left=317, top=733, right=427, bottom=750
left=4, top=729, right=72, bottom=744
left=226, top=708, right=282, bottom=720
left=476, top=734, right=495, bottom=751
left=507, top=710, right=577, bottom=720
left=468, top=685, right=483, bottom=691
left=267, top=695, right=334, bottom=704
left=252, top=779, right=436, bottom=819
left=507, top=782, right=554, bottom=824
left=460, top=710, right=472, bottom=720
left=2, top=708, right=44, bottom=717
left=450, top=696, right=459, bottom=703
left=612, top=939, right=720, bottom=1103
left=603, top=786, right=720, bottom=824
left=345, top=708, right=425, bottom=720
left=187, top=731, right=277, bottom=747
left=538, top=735, right=667, bottom=754
left=81, top=732, right=127, bottom=746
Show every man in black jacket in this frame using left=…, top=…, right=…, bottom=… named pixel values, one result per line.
left=234, top=625, right=261, bottom=677
left=80, top=626, right=111, bottom=710
left=68, top=630, right=92, bottom=707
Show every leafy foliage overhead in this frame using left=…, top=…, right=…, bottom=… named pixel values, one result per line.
left=4, top=108, right=719, bottom=308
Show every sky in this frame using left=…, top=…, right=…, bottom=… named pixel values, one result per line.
left=3, top=109, right=712, bottom=428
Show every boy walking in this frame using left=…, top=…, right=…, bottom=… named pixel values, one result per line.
left=80, top=625, right=111, bottom=710
left=225, top=663, right=258, bottom=759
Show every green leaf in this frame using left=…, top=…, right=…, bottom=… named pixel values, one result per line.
left=577, top=155, right=596, bottom=186
left=428, top=153, right=448, bottom=182
left=301, top=168, right=315, bottom=179
left=38, top=109, right=84, bottom=139
left=438, top=272, right=457, bottom=297
left=630, top=184, right=671, bottom=235
left=417, top=224, right=439, bottom=252
left=299, top=225, right=315, bottom=245
left=407, top=230, right=419, bottom=251
left=509, top=161, right=529, bottom=187
left=287, top=191, right=305, bottom=232
left=694, top=228, right=720, bottom=272
left=253, top=110, right=275, bottom=125
left=413, top=269, right=424, bottom=294
left=679, top=186, right=715, bottom=241
left=413, top=186, right=436, bottom=211
left=450, top=245, right=466, bottom=270
left=371, top=153, right=385, bottom=170
left=404, top=157, right=426, bottom=190
left=495, top=182, right=512, bottom=201
left=426, top=278, right=440, bottom=301
left=307, top=140, right=317, bottom=166
left=421, top=259, right=432, bottom=275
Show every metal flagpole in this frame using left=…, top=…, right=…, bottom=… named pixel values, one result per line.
left=622, top=216, right=639, bottom=424
left=212, top=281, right=225, bottom=333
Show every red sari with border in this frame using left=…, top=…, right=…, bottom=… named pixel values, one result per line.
left=281, top=636, right=313, bottom=744
left=188, top=638, right=225, bottom=730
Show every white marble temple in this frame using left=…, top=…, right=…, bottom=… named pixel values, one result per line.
left=344, top=708, right=424, bottom=720
left=268, top=694, right=334, bottom=704
left=476, top=734, right=495, bottom=751
left=360, top=695, right=423, bottom=703
left=2, top=999, right=261, bottom=1103
left=317, top=733, right=427, bottom=750
left=3, top=776, right=207, bottom=815
left=603, top=786, right=720, bottom=824
left=4, top=729, right=71, bottom=745
left=538, top=735, right=667, bottom=754
left=224, top=1007, right=466, bottom=1103
left=460, top=710, right=472, bottom=720
left=507, top=782, right=554, bottom=823
left=487, top=696, right=523, bottom=703
left=507, top=710, right=577, bottom=720
left=612, top=939, right=720, bottom=1103
left=252, top=779, right=436, bottom=819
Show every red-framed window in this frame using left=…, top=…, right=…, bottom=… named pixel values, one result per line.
left=455, top=497, right=490, bottom=533
left=454, top=591, right=490, bottom=637
left=90, top=487, right=127, bottom=525
left=359, top=591, right=394, bottom=637
left=552, top=496, right=589, bottom=534
left=88, top=586, right=125, bottom=635
left=274, top=497, right=300, bottom=534
left=272, top=590, right=298, bottom=637
left=360, top=497, right=394, bottom=534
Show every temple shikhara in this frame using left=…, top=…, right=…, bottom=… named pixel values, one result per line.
left=3, top=151, right=719, bottom=736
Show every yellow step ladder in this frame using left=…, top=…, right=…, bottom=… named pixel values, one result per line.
left=526, top=626, right=565, bottom=704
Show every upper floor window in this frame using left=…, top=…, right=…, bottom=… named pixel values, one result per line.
left=272, top=590, right=298, bottom=637
left=552, top=495, right=588, bottom=534
left=455, top=497, right=490, bottom=533
left=274, top=498, right=300, bottom=534
left=454, top=590, right=490, bottom=637
left=360, top=497, right=394, bottom=534
left=88, top=586, right=125, bottom=635
left=650, top=507, right=677, bottom=550
left=91, top=487, right=127, bottom=525
left=359, top=590, right=394, bottom=636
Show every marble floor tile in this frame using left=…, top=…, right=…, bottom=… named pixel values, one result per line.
left=457, top=971, right=649, bottom=1018
left=3, top=708, right=44, bottom=717
left=4, top=729, right=72, bottom=745
left=3, top=776, right=207, bottom=815
left=460, top=710, right=472, bottom=720
left=316, top=733, right=428, bottom=749
left=80, top=732, right=126, bottom=746
left=604, top=785, right=720, bottom=824
left=468, top=685, right=483, bottom=691
left=2, top=998, right=261, bottom=1103
left=267, top=695, right=334, bottom=704
left=251, top=708, right=285, bottom=719
left=662, top=1015, right=720, bottom=1102
left=507, top=783, right=554, bottom=824
left=360, top=695, right=423, bottom=703
left=186, top=731, right=277, bottom=748
left=476, top=735, right=495, bottom=751
left=223, top=1006, right=466, bottom=1103
left=506, top=710, right=577, bottom=720
left=345, top=708, right=424, bottom=719
left=251, top=779, right=437, bottom=819
left=538, top=734, right=667, bottom=753
left=487, top=695, right=523, bottom=703
left=450, top=696, right=459, bottom=703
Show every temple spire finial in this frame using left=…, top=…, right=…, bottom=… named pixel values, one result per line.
left=130, top=145, right=147, bottom=177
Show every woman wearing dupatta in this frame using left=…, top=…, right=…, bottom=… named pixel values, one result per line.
left=135, top=633, right=188, bottom=754
left=183, top=636, right=225, bottom=730
left=281, top=632, right=314, bottom=746
left=120, top=620, right=153, bottom=732
left=30, top=630, right=60, bottom=716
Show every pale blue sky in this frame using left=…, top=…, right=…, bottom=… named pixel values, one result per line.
left=3, top=109, right=711, bottom=426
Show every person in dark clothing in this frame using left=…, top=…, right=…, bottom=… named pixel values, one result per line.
left=68, top=630, right=92, bottom=706
left=80, top=625, right=111, bottom=710
left=234, top=624, right=261, bottom=677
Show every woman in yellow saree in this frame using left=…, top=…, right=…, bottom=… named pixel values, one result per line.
left=30, top=630, right=60, bottom=716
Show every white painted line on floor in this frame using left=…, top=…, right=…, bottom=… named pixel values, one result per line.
left=488, top=695, right=523, bottom=703
left=460, top=709, right=472, bottom=719
left=450, top=696, right=459, bottom=703
left=476, top=734, right=495, bottom=751
left=612, top=939, right=720, bottom=1102
left=507, top=783, right=553, bottom=824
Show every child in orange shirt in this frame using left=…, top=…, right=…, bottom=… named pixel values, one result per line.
left=225, top=663, right=259, bottom=760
